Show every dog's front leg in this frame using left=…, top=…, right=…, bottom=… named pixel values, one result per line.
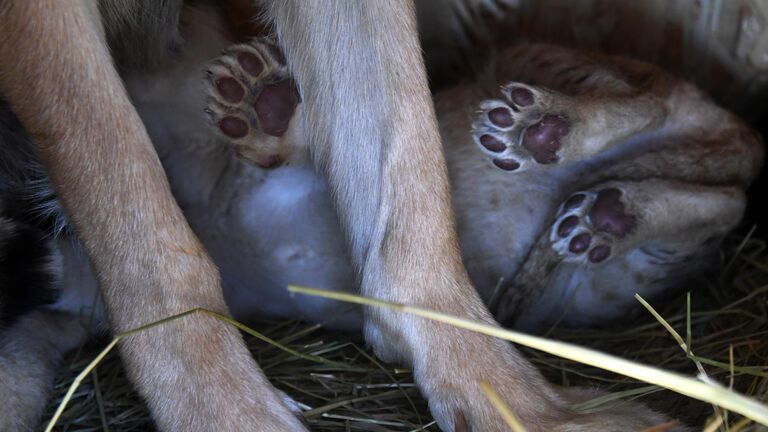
left=0, top=2, right=305, bottom=430
left=265, top=2, right=583, bottom=430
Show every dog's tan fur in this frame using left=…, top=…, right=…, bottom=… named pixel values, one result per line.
left=0, top=1, right=303, bottom=430
left=0, top=1, right=756, bottom=431
left=254, top=2, right=590, bottom=430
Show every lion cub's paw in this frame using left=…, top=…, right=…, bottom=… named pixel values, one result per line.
left=472, top=82, right=571, bottom=171
left=550, top=188, right=637, bottom=264
left=204, top=37, right=300, bottom=169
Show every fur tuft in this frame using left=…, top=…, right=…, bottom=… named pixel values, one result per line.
left=0, top=217, right=61, bottom=327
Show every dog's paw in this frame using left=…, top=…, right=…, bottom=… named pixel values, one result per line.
left=550, top=188, right=637, bottom=264
left=204, top=37, right=300, bottom=169
left=471, top=82, right=571, bottom=171
left=275, top=390, right=309, bottom=428
left=419, top=336, right=682, bottom=432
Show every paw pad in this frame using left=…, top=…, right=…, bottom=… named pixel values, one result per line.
left=509, top=87, right=534, bottom=106
left=551, top=188, right=636, bottom=264
left=219, top=117, right=249, bottom=138
left=253, top=80, right=299, bottom=137
left=557, top=215, right=579, bottom=237
left=204, top=38, right=300, bottom=169
left=562, top=193, right=586, bottom=211
left=488, top=107, right=514, bottom=127
left=522, top=114, right=569, bottom=164
left=480, top=135, right=506, bottom=152
left=215, top=77, right=245, bottom=103
left=588, top=245, right=611, bottom=263
left=568, top=232, right=592, bottom=253
left=493, top=158, right=521, bottom=171
left=589, top=188, right=635, bottom=237
left=472, top=82, right=572, bottom=171
left=236, top=51, right=265, bottom=77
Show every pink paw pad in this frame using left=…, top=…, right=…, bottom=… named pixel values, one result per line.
left=204, top=38, right=301, bottom=170
left=237, top=51, right=264, bottom=77
left=219, top=117, right=248, bottom=138
left=588, top=188, right=636, bottom=237
left=522, top=114, right=570, bottom=164
left=493, top=159, right=520, bottom=171
left=472, top=82, right=572, bottom=172
left=552, top=188, right=636, bottom=265
left=254, top=80, right=299, bottom=137
left=488, top=107, right=514, bottom=127
left=215, top=77, right=245, bottom=103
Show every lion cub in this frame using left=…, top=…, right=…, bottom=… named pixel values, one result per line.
left=198, top=39, right=762, bottom=331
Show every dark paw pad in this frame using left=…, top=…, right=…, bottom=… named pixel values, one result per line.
left=522, top=114, right=570, bottom=164
left=588, top=245, right=611, bottom=263
left=480, top=135, right=506, bottom=152
left=215, top=77, right=245, bottom=103
left=551, top=188, right=636, bottom=265
left=562, top=193, right=585, bottom=211
left=473, top=82, right=576, bottom=171
left=237, top=51, right=265, bottom=77
left=557, top=215, right=579, bottom=237
left=509, top=87, right=534, bottom=106
left=588, top=188, right=636, bottom=237
left=219, top=117, right=249, bottom=138
left=569, top=233, right=591, bottom=253
left=493, top=158, right=520, bottom=171
left=205, top=37, right=301, bottom=169
left=254, top=80, right=299, bottom=137
left=488, top=107, right=514, bottom=127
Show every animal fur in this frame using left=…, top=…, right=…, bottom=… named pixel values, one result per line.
left=0, top=1, right=761, bottom=431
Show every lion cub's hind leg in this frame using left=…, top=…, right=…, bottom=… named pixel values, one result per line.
left=472, top=80, right=667, bottom=171
left=471, top=44, right=679, bottom=172
left=205, top=37, right=303, bottom=168
left=506, top=179, right=746, bottom=330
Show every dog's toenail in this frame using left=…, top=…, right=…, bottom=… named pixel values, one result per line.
left=563, top=193, right=585, bottom=211
left=588, top=245, right=611, bottom=263
left=569, top=233, right=591, bottom=253
left=237, top=52, right=264, bottom=77
left=557, top=215, right=579, bottom=237
left=454, top=412, right=469, bottom=432
left=219, top=117, right=248, bottom=138
left=493, top=158, right=520, bottom=171
left=215, top=77, right=245, bottom=103
left=510, top=87, right=534, bottom=106
left=480, top=135, right=506, bottom=152
left=488, top=107, right=514, bottom=127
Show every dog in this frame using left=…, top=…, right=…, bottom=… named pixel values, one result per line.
left=0, top=1, right=761, bottom=431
